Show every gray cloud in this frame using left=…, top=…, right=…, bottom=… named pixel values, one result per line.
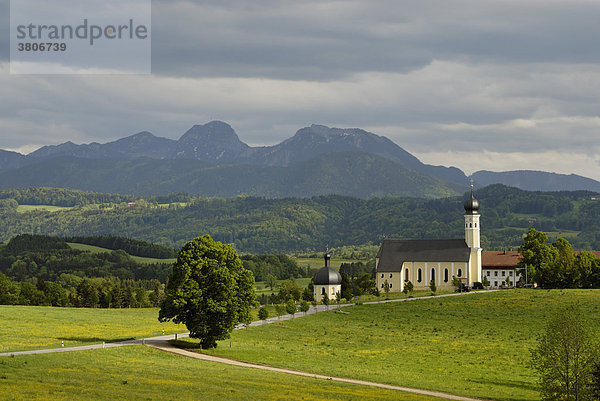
left=1, top=0, right=600, bottom=180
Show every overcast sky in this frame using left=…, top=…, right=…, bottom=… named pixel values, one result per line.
left=2, top=0, right=599, bottom=180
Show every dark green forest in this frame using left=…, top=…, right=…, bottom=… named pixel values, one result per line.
left=1, top=185, right=600, bottom=253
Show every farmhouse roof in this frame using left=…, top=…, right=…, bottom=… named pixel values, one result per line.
left=482, top=250, right=521, bottom=268
left=376, top=238, right=470, bottom=272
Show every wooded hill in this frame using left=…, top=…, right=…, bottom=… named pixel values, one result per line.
left=1, top=185, right=599, bottom=253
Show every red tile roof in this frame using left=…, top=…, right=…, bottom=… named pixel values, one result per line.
left=483, top=250, right=600, bottom=268
left=482, top=251, right=521, bottom=268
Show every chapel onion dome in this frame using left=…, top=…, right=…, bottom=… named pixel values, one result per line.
left=464, top=191, right=479, bottom=215
left=313, top=266, right=342, bottom=285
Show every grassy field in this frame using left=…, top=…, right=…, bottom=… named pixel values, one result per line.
left=0, top=306, right=185, bottom=353
left=254, top=277, right=312, bottom=296
left=16, top=204, right=75, bottom=213
left=0, top=346, right=446, bottom=401
left=195, top=289, right=600, bottom=401
left=67, top=242, right=176, bottom=264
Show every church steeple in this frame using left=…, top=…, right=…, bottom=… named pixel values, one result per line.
left=464, top=181, right=482, bottom=284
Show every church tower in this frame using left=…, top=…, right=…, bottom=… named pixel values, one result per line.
left=464, top=183, right=482, bottom=285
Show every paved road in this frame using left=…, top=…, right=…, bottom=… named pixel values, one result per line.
left=0, top=290, right=499, bottom=357
left=146, top=339, right=489, bottom=401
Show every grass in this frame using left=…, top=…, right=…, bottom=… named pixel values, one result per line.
left=0, top=306, right=185, bottom=353
left=192, top=289, right=600, bottom=401
left=0, top=346, right=446, bottom=401
left=254, top=277, right=311, bottom=296
left=67, top=243, right=176, bottom=264
left=16, top=204, right=74, bottom=213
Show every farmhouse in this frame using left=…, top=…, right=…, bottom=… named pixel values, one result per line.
left=482, top=250, right=522, bottom=288
left=313, top=250, right=342, bottom=302
left=375, top=186, right=482, bottom=292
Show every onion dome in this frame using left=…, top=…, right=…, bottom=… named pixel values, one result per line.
left=464, top=184, right=479, bottom=214
left=313, top=266, right=342, bottom=285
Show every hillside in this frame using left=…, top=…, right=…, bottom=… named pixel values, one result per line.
left=0, top=152, right=458, bottom=198
left=1, top=185, right=599, bottom=252
left=472, top=169, right=600, bottom=192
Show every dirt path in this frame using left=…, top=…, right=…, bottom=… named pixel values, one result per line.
left=146, top=339, right=490, bottom=401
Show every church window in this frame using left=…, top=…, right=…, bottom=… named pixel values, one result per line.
left=469, top=223, right=472, bottom=228
left=431, top=268, right=435, bottom=282
left=389, top=273, right=393, bottom=279
left=417, top=269, right=422, bottom=283
left=474, top=223, right=477, bottom=227
left=389, top=283, right=392, bottom=288
left=381, top=273, right=384, bottom=278
left=321, top=288, right=325, bottom=295
left=405, top=269, right=409, bottom=281
left=444, top=268, right=448, bottom=282
left=381, top=283, right=384, bottom=288
left=457, top=268, right=462, bottom=277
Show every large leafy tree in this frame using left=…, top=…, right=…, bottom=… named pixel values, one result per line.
left=519, top=228, right=557, bottom=286
left=158, top=235, right=256, bottom=348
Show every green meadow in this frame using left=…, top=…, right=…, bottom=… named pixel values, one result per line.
left=0, top=346, right=445, bottom=401
left=0, top=306, right=184, bottom=352
left=197, top=289, right=600, bottom=401
left=16, top=204, right=75, bottom=213
left=67, top=242, right=176, bottom=264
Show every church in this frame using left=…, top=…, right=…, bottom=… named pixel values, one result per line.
left=375, top=187, right=482, bottom=292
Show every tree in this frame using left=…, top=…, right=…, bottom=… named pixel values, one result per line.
left=265, top=273, right=277, bottom=291
left=158, top=235, right=256, bottom=349
left=531, top=304, right=599, bottom=401
left=429, top=279, right=436, bottom=295
left=482, top=275, right=490, bottom=288
left=519, top=229, right=557, bottom=286
left=403, top=280, right=414, bottom=297
left=452, top=275, right=462, bottom=292
left=299, top=299, right=310, bottom=315
left=285, top=298, right=297, bottom=316
left=321, top=292, right=329, bottom=309
left=258, top=306, right=269, bottom=322
left=383, top=280, right=390, bottom=299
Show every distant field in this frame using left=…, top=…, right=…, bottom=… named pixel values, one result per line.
left=0, top=306, right=184, bottom=353
left=0, top=346, right=444, bottom=401
left=16, top=204, right=74, bottom=213
left=67, top=243, right=176, bottom=264
left=200, top=289, right=600, bottom=401
left=254, top=277, right=311, bottom=296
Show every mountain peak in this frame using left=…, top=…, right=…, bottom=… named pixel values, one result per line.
left=175, top=121, right=249, bottom=162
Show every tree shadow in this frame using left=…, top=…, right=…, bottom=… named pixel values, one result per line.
left=169, top=339, right=203, bottom=349
left=468, top=377, right=539, bottom=393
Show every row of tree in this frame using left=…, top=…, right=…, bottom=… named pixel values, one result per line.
left=0, top=272, right=164, bottom=308
left=518, top=229, right=600, bottom=288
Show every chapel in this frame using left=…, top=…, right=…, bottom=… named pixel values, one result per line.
left=375, top=186, right=482, bottom=292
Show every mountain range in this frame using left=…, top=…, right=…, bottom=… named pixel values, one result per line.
left=1, top=121, right=599, bottom=197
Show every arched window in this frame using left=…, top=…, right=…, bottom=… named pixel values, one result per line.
left=417, top=268, right=422, bottom=283
left=469, top=223, right=472, bottom=228
left=474, top=223, right=477, bottom=227
left=444, top=268, right=449, bottom=282
left=321, top=287, right=325, bottom=295
left=405, top=268, right=409, bottom=281
left=457, top=268, right=462, bottom=277
left=431, top=268, right=435, bottom=282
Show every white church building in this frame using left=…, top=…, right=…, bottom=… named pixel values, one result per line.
left=375, top=186, right=483, bottom=292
